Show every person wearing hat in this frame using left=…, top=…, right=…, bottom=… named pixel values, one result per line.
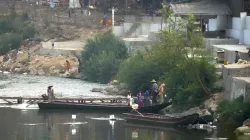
left=151, top=79, right=158, bottom=105
left=47, top=85, right=55, bottom=103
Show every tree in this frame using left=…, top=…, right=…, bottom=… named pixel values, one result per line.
left=80, top=30, right=128, bottom=83
left=117, top=14, right=217, bottom=111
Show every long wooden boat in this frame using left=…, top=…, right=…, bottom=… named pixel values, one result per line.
left=123, top=113, right=199, bottom=126
left=37, top=101, right=171, bottom=113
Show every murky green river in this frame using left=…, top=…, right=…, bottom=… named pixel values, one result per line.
left=0, top=73, right=246, bottom=140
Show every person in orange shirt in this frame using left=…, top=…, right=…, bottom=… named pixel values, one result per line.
left=158, top=83, right=165, bottom=104
left=65, top=60, right=71, bottom=72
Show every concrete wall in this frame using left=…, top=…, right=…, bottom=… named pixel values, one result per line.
left=124, top=15, right=162, bottom=23
left=223, top=64, right=250, bottom=100
left=230, top=77, right=246, bottom=100
left=124, top=15, right=136, bottom=23
left=208, top=15, right=228, bottom=31
left=222, top=64, right=250, bottom=99
left=203, top=38, right=239, bottom=55
left=208, top=18, right=217, bottom=31
left=114, top=22, right=167, bottom=37
left=244, top=16, right=250, bottom=45
left=39, top=48, right=80, bottom=56
left=226, top=12, right=250, bottom=45
left=113, top=26, right=123, bottom=36
left=229, top=77, right=250, bottom=101
left=216, top=15, right=228, bottom=30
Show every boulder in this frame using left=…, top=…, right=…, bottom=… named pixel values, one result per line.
left=235, top=126, right=250, bottom=135
left=243, top=119, right=250, bottom=127
left=91, top=88, right=103, bottom=92
left=104, top=86, right=115, bottom=93
left=49, top=66, right=60, bottom=76
left=14, top=68, right=24, bottom=73
left=0, top=56, right=3, bottom=63
left=111, top=87, right=119, bottom=93
left=3, top=59, right=13, bottom=68
left=110, top=80, right=119, bottom=85
left=29, top=67, right=37, bottom=75
left=38, top=69, right=45, bottom=75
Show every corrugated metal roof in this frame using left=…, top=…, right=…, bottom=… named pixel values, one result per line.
left=170, top=0, right=232, bottom=15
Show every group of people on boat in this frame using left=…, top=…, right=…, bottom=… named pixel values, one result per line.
left=44, top=79, right=166, bottom=106
left=127, top=79, right=166, bottom=107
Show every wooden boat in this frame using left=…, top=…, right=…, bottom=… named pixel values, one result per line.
left=37, top=101, right=171, bottom=113
left=123, top=113, right=199, bottom=126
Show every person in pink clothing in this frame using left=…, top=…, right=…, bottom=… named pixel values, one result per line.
left=137, top=91, right=143, bottom=107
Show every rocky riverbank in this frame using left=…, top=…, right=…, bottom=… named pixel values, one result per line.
left=0, top=43, right=80, bottom=78
left=91, top=80, right=129, bottom=96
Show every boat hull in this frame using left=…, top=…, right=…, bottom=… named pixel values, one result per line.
left=123, top=113, right=199, bottom=126
left=37, top=102, right=171, bottom=113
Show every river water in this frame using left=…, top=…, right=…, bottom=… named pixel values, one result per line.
left=0, top=74, right=243, bottom=140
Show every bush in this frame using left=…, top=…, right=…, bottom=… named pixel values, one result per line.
left=22, top=25, right=36, bottom=39
left=0, top=33, right=22, bottom=55
left=117, top=53, right=163, bottom=93
left=81, top=30, right=128, bottom=83
left=216, top=96, right=250, bottom=130
left=162, top=58, right=217, bottom=111
left=0, top=14, right=36, bottom=55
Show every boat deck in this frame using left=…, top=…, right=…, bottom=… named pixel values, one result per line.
left=0, top=96, right=128, bottom=104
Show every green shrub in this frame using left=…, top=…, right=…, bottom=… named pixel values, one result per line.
left=0, top=14, right=36, bottom=55
left=0, top=33, right=22, bottom=55
left=216, top=96, right=250, bottom=130
left=117, top=53, right=164, bottom=93
left=81, top=30, right=128, bottom=83
left=162, top=58, right=217, bottom=111
left=22, top=25, right=36, bottom=39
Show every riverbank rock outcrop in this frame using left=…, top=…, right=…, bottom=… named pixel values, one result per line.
left=0, top=45, right=80, bottom=78
left=163, top=93, right=224, bottom=123
left=235, top=119, right=250, bottom=135
left=91, top=80, right=129, bottom=95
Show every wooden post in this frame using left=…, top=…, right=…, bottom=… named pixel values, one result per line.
left=17, top=97, right=23, bottom=104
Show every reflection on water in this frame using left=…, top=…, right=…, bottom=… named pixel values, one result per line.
left=0, top=108, right=238, bottom=140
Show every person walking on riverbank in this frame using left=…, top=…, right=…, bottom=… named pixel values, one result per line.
left=77, top=57, right=81, bottom=73
left=158, top=83, right=165, bottom=104
left=151, top=79, right=158, bottom=105
left=65, top=60, right=71, bottom=72
left=47, top=85, right=55, bottom=103
left=235, top=51, right=240, bottom=63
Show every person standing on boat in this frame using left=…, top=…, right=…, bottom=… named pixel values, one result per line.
left=158, top=83, right=165, bottom=104
left=137, top=91, right=143, bottom=107
left=143, top=90, right=151, bottom=106
left=127, top=91, right=132, bottom=106
left=47, top=85, right=55, bottom=103
left=151, top=79, right=158, bottom=105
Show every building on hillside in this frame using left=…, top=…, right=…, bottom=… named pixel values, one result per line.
left=169, top=0, right=231, bottom=33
